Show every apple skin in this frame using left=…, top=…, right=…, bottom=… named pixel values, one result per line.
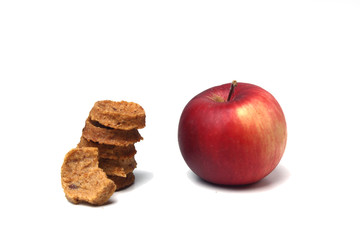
left=178, top=82, right=287, bottom=185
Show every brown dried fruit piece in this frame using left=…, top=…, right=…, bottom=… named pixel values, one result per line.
left=108, top=172, right=135, bottom=191
left=98, top=157, right=137, bottom=177
left=89, top=100, right=145, bottom=130
left=82, top=118, right=143, bottom=146
left=61, top=147, right=116, bottom=205
left=78, top=136, right=136, bottom=160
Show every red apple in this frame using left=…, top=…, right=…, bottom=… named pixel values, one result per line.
left=178, top=81, right=287, bottom=185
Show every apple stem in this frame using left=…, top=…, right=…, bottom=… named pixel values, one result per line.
left=227, top=80, right=238, bottom=101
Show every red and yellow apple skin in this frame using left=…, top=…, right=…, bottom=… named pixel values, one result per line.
left=178, top=82, right=287, bottom=185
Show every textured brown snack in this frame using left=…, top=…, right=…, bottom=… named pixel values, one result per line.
left=61, top=147, right=116, bottom=205
left=98, top=157, right=137, bottom=177
left=78, top=136, right=136, bottom=160
left=108, top=172, right=135, bottom=191
left=90, top=100, right=145, bottom=130
left=82, top=118, right=143, bottom=146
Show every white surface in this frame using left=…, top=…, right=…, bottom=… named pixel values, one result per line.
left=1, top=0, right=359, bottom=239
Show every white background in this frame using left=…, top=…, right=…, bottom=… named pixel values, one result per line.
left=1, top=0, right=359, bottom=239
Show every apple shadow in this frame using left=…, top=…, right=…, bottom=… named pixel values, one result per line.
left=187, top=164, right=290, bottom=192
